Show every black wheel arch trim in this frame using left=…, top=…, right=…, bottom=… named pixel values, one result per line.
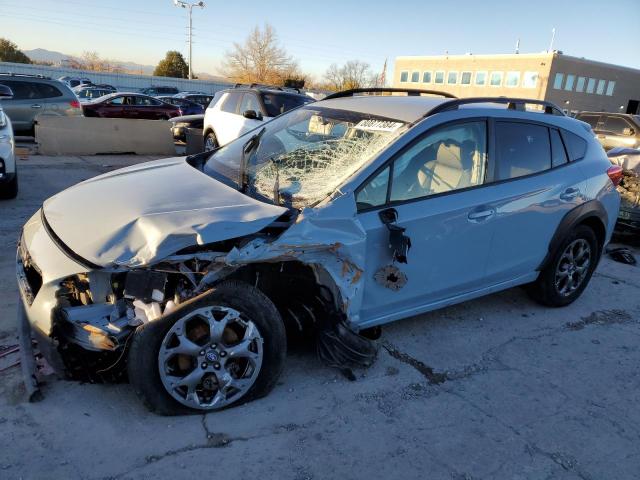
left=539, top=200, right=608, bottom=271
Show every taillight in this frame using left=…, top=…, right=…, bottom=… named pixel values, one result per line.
left=70, top=100, right=81, bottom=109
left=607, top=165, right=624, bottom=187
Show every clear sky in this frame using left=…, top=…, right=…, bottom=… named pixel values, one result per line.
left=1, top=0, right=639, bottom=80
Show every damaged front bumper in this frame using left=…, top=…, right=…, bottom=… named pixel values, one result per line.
left=16, top=209, right=127, bottom=376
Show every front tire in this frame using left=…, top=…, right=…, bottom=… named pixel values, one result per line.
left=528, top=225, right=599, bottom=307
left=204, top=131, right=218, bottom=152
left=0, top=172, right=18, bottom=200
left=128, top=280, right=286, bottom=415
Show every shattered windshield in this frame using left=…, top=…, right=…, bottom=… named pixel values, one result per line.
left=203, top=105, right=407, bottom=208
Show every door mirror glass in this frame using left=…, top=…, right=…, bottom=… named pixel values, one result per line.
left=243, top=109, right=261, bottom=120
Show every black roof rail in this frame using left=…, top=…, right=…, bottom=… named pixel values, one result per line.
left=324, top=88, right=457, bottom=100
left=426, top=97, right=565, bottom=116
left=233, top=83, right=285, bottom=91
left=0, top=72, right=51, bottom=80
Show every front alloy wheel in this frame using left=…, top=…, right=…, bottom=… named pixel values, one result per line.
left=158, top=306, right=263, bottom=410
left=554, top=238, right=591, bottom=296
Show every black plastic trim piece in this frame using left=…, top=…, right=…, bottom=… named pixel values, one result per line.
left=538, top=200, right=608, bottom=271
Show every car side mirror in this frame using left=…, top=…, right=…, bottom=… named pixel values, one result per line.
left=243, top=109, right=262, bottom=120
left=0, top=84, right=13, bottom=99
left=623, top=127, right=635, bottom=136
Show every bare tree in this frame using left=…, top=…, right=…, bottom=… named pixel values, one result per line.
left=221, top=24, right=300, bottom=85
left=66, top=51, right=124, bottom=73
left=323, top=60, right=377, bottom=91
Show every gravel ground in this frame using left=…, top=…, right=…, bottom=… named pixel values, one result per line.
left=0, top=153, right=639, bottom=480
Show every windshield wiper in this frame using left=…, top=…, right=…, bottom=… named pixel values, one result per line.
left=240, top=127, right=266, bottom=193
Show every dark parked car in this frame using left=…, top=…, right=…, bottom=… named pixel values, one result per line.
left=575, top=112, right=640, bottom=150
left=158, top=96, right=204, bottom=116
left=168, top=114, right=204, bottom=142
left=173, top=92, right=214, bottom=107
left=82, top=93, right=181, bottom=120
left=140, top=86, right=180, bottom=97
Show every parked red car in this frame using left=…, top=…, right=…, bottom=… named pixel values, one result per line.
left=82, top=93, right=181, bottom=120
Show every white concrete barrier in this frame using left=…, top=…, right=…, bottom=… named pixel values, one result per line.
left=36, top=117, right=177, bottom=156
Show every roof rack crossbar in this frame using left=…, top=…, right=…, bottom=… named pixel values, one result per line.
left=426, top=97, right=565, bottom=116
left=323, top=88, right=457, bottom=100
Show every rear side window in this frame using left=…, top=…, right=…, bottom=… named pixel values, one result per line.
left=221, top=92, right=241, bottom=113
left=577, top=114, right=600, bottom=129
left=33, top=83, right=63, bottom=99
left=495, top=122, right=550, bottom=180
left=550, top=129, right=568, bottom=167
left=560, top=130, right=587, bottom=161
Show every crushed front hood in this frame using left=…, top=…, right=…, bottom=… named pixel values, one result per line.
left=43, top=157, right=287, bottom=267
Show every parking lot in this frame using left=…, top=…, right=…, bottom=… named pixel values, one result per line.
left=0, top=152, right=638, bottom=479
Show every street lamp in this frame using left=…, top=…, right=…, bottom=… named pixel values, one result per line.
left=173, top=0, right=205, bottom=80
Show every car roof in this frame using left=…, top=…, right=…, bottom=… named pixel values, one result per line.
left=316, top=95, right=449, bottom=123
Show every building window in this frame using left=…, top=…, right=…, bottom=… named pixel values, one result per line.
left=553, top=73, right=564, bottom=90
left=422, top=71, right=432, bottom=83
left=575, top=76, right=586, bottom=93
left=490, top=71, right=503, bottom=86
left=596, top=79, right=606, bottom=95
left=447, top=71, right=458, bottom=84
left=475, top=71, right=487, bottom=86
left=564, top=74, right=575, bottom=91
left=400, top=71, right=409, bottom=83
left=505, top=71, right=520, bottom=87
left=606, top=81, right=615, bottom=96
left=460, top=71, right=472, bottom=85
left=522, top=71, right=538, bottom=88
left=434, top=71, right=445, bottom=84
left=411, top=71, right=420, bottom=83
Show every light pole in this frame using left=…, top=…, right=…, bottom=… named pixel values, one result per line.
left=173, top=0, right=205, bottom=80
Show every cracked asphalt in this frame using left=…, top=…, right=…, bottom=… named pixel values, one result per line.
left=1, top=154, right=639, bottom=480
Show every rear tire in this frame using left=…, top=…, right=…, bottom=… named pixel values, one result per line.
left=0, top=172, right=18, bottom=200
left=128, top=280, right=286, bottom=415
left=528, top=225, right=599, bottom=307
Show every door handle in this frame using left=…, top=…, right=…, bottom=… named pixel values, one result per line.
left=560, top=188, right=579, bottom=201
left=468, top=208, right=495, bottom=222
left=31, top=104, right=42, bottom=109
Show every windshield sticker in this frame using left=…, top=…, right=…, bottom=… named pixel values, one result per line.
left=354, top=120, right=404, bottom=132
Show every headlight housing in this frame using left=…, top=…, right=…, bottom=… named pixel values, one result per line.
left=0, top=110, right=6, bottom=128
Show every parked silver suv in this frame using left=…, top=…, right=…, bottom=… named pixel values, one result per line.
left=0, top=73, right=83, bottom=134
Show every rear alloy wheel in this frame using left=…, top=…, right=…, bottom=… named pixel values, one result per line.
left=528, top=225, right=599, bottom=307
left=128, top=280, right=286, bottom=415
left=204, top=132, right=218, bottom=152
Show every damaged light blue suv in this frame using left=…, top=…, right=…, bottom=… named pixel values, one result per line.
left=17, top=88, right=621, bottom=414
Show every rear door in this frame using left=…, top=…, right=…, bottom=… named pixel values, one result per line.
left=0, top=80, right=41, bottom=131
left=482, top=120, right=587, bottom=284
left=35, top=83, right=65, bottom=116
left=357, top=119, right=499, bottom=327
left=215, top=92, right=244, bottom=145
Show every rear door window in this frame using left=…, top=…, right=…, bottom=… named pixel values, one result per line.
left=262, top=93, right=312, bottom=117
left=495, top=122, right=551, bottom=180
left=577, top=114, right=600, bottom=129
left=33, top=83, right=63, bottom=99
left=221, top=92, right=241, bottom=113
left=602, top=116, right=632, bottom=135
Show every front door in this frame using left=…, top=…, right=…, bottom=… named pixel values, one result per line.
left=356, top=120, right=497, bottom=327
left=238, top=93, right=266, bottom=136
